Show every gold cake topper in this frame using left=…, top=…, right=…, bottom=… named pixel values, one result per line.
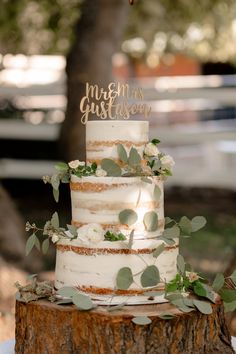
left=80, top=82, right=151, bottom=124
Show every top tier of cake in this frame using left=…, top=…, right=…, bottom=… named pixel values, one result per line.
left=86, top=120, right=149, bottom=164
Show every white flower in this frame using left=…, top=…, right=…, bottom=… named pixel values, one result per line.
left=68, top=160, right=85, bottom=169
left=77, top=223, right=104, bottom=244
left=52, top=234, right=60, bottom=243
left=144, top=142, right=159, bottom=157
left=95, top=167, right=107, bottom=177
left=186, top=271, right=199, bottom=283
left=160, top=155, right=175, bottom=170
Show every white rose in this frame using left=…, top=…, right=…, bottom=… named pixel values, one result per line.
left=68, top=160, right=85, bottom=169
left=52, top=234, right=59, bottom=243
left=144, top=143, right=159, bottom=157
left=186, top=271, right=199, bottom=283
left=95, top=168, right=107, bottom=177
left=77, top=223, right=104, bottom=244
left=160, top=155, right=175, bottom=169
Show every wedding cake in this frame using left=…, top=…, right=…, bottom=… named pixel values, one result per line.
left=54, top=120, right=178, bottom=304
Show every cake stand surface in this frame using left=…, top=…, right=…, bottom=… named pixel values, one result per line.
left=15, top=299, right=234, bottom=354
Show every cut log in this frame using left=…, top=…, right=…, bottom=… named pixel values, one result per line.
left=15, top=299, right=234, bottom=354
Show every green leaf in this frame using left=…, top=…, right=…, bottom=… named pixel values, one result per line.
left=119, top=209, right=138, bottom=226
left=141, top=265, right=160, bottom=287
left=141, top=177, right=152, bottom=184
left=128, top=229, right=134, bottom=249
left=25, top=234, right=36, bottom=256
left=170, top=298, right=194, bottom=313
left=42, top=238, right=50, bottom=254
left=191, top=216, right=207, bottom=232
left=177, top=254, right=185, bottom=274
left=57, top=287, right=78, bottom=298
left=67, top=224, right=78, bottom=237
left=158, top=312, right=175, bottom=320
left=117, top=144, right=128, bottom=163
left=51, top=173, right=60, bottom=190
left=128, top=147, right=141, bottom=166
left=193, top=281, right=207, bottom=297
left=219, top=289, right=236, bottom=303
left=51, top=212, right=59, bottom=228
left=165, top=217, right=173, bottom=225
left=152, top=159, right=161, bottom=171
left=101, top=159, right=122, bottom=176
left=55, top=162, right=69, bottom=171
left=162, top=225, right=180, bottom=239
left=179, top=216, right=192, bottom=235
left=230, top=270, right=236, bottom=284
left=153, top=243, right=165, bottom=258
left=55, top=299, right=73, bottom=305
left=34, top=236, right=41, bottom=251
left=212, top=273, right=225, bottom=292
left=53, top=188, right=59, bottom=203
left=224, top=300, right=236, bottom=312
left=193, top=300, right=212, bottom=314
left=143, top=211, right=158, bottom=231
left=151, top=138, right=160, bottom=145
left=153, top=185, right=161, bottom=201
left=132, top=316, right=152, bottom=325
left=116, top=267, right=133, bottom=290
left=72, top=293, right=94, bottom=310
left=160, top=237, right=176, bottom=246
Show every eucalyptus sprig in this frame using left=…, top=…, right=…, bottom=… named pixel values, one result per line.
left=25, top=212, right=77, bottom=255
left=43, top=161, right=97, bottom=202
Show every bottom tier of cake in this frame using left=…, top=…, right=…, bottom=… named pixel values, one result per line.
left=55, top=238, right=178, bottom=305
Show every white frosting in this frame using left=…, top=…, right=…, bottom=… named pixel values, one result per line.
left=70, top=175, right=164, bottom=238
left=86, top=120, right=148, bottom=162
left=55, top=238, right=178, bottom=291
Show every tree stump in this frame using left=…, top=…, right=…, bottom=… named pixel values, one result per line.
left=15, top=300, right=234, bottom=354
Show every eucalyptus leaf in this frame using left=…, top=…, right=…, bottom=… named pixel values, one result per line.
left=57, top=287, right=78, bottom=298
left=230, top=270, right=236, bottom=284
left=219, top=289, right=236, bottom=303
left=119, top=209, right=138, bottom=226
left=116, top=267, right=133, bottom=290
left=101, top=159, right=122, bottom=176
left=141, top=265, right=160, bottom=287
left=53, top=188, right=59, bottom=203
left=72, top=293, right=94, bottom=310
left=132, top=316, right=152, bottom=325
left=153, top=185, right=161, bottom=201
left=183, top=298, right=194, bottom=308
left=158, top=312, right=175, bottom=320
left=191, top=216, right=207, bottom=232
left=67, top=224, right=78, bottom=237
left=143, top=211, right=158, bottom=231
left=141, top=177, right=152, bottom=184
left=165, top=217, right=173, bottom=225
left=42, top=238, right=50, bottom=254
left=153, top=243, right=165, bottom=258
left=212, top=273, right=225, bottom=292
left=51, top=212, right=59, bottom=228
left=152, top=159, right=161, bottom=171
left=55, top=162, right=69, bottom=171
left=193, top=299, right=212, bottom=314
left=128, top=147, right=141, bottom=166
left=165, top=293, right=184, bottom=301
left=160, top=237, right=176, bottom=246
left=117, top=144, right=128, bottom=163
left=179, top=216, right=192, bottom=235
left=55, top=299, right=73, bottom=305
left=34, top=236, right=41, bottom=252
left=177, top=254, right=185, bottom=274
left=170, top=298, right=194, bottom=313
left=51, top=173, right=60, bottom=190
left=25, top=233, right=36, bottom=256
left=162, top=225, right=180, bottom=239
left=224, top=300, right=236, bottom=312
left=128, top=229, right=134, bottom=249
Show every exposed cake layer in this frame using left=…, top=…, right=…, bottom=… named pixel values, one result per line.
left=55, top=238, right=178, bottom=295
left=70, top=175, right=164, bottom=238
left=86, top=120, right=148, bottom=164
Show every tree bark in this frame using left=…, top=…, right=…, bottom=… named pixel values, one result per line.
left=59, top=0, right=129, bottom=161
left=15, top=299, right=234, bottom=354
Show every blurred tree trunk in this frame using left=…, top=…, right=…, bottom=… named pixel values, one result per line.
left=59, top=0, right=129, bottom=161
